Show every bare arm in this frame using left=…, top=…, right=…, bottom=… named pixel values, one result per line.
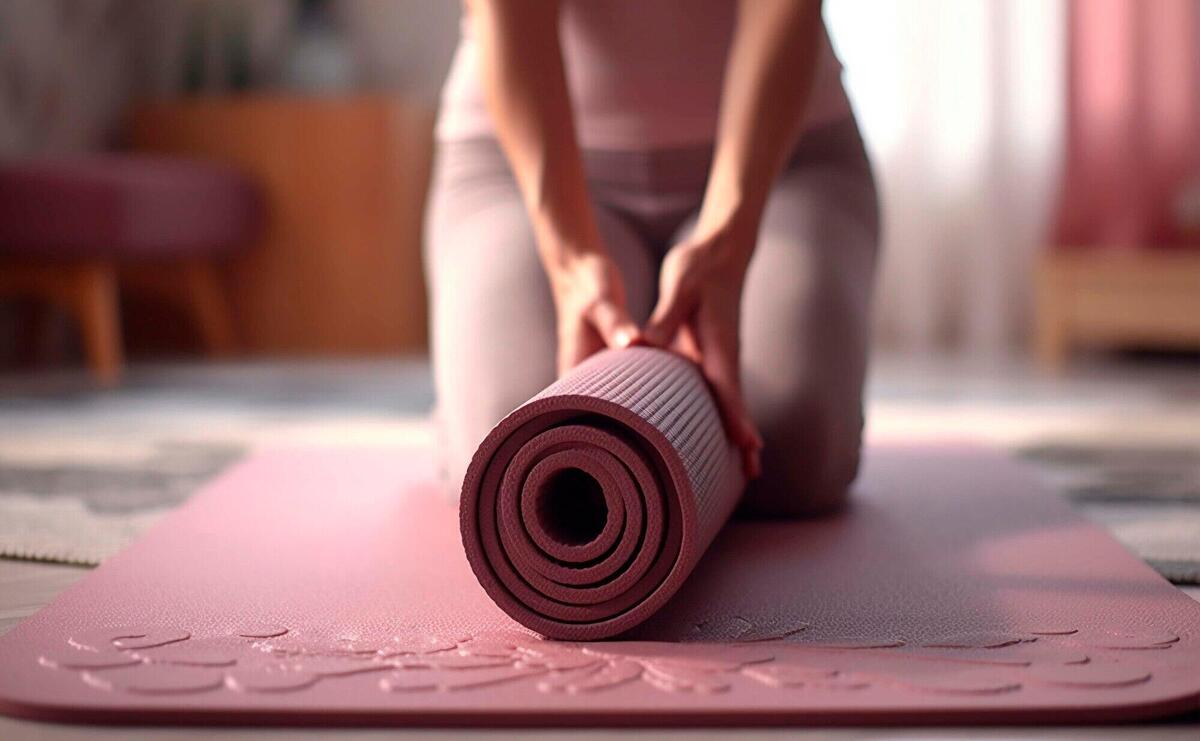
left=697, top=0, right=824, bottom=251
left=468, top=0, right=638, bottom=373
left=645, top=0, right=826, bottom=477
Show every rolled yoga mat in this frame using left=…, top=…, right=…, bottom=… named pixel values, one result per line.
left=460, top=346, right=745, bottom=640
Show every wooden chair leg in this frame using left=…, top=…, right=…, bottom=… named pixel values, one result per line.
left=180, top=260, right=237, bottom=357
left=70, top=263, right=123, bottom=385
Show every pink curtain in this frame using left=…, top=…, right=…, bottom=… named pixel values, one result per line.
left=1054, top=0, right=1200, bottom=250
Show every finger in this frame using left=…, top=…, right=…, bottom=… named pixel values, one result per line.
left=588, top=298, right=640, bottom=349
left=713, top=378, right=762, bottom=479
left=715, top=383, right=762, bottom=479
left=695, top=314, right=762, bottom=478
left=643, top=282, right=694, bottom=349
left=671, top=323, right=702, bottom=364
left=558, top=321, right=605, bottom=376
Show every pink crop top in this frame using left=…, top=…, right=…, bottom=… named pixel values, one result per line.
left=436, top=0, right=853, bottom=150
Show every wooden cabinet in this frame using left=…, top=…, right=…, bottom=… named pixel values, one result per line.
left=1035, top=250, right=1200, bottom=369
left=131, top=95, right=435, bottom=355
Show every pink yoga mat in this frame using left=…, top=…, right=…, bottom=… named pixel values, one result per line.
left=461, top=347, right=743, bottom=640
left=0, top=444, right=1198, bottom=726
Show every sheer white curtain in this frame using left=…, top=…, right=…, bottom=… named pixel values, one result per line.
left=827, top=0, right=1067, bottom=358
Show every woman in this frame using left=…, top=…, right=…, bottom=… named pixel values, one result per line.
left=425, top=0, right=878, bottom=517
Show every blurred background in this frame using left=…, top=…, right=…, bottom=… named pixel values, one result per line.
left=0, top=1, right=1197, bottom=596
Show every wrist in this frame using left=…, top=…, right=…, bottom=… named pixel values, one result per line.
left=692, top=202, right=761, bottom=272
left=536, top=224, right=605, bottom=274
left=542, top=241, right=611, bottom=302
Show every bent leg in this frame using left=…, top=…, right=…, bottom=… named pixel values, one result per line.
left=737, top=123, right=880, bottom=517
left=424, top=139, right=656, bottom=496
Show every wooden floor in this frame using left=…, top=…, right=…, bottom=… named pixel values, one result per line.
left=1, top=559, right=1197, bottom=740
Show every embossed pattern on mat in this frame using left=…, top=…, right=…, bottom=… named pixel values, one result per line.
left=0, top=446, right=1197, bottom=725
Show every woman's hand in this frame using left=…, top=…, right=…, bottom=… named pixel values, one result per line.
left=642, top=219, right=763, bottom=478
left=634, top=0, right=822, bottom=479
left=548, top=251, right=641, bottom=376
left=470, top=0, right=637, bottom=376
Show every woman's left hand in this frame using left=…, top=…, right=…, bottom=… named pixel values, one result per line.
left=642, top=218, right=763, bottom=478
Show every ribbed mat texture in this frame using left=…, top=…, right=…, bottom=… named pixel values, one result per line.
left=460, top=347, right=745, bottom=640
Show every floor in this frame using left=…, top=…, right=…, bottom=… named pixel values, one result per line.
left=1, top=351, right=1199, bottom=739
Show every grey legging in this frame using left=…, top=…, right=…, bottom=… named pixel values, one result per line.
left=424, top=118, right=879, bottom=517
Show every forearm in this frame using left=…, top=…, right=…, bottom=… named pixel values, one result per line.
left=699, top=0, right=824, bottom=262
left=467, top=0, right=603, bottom=273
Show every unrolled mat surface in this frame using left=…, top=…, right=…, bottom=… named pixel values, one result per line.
left=460, top=347, right=743, bottom=640
left=0, top=446, right=1198, bottom=725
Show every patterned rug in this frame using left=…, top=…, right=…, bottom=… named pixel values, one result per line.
left=1, top=357, right=1198, bottom=584
left=0, top=441, right=243, bottom=563
left=0, top=359, right=435, bottom=564
left=1017, top=443, right=1200, bottom=585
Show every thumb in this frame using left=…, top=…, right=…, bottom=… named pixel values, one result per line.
left=644, top=285, right=694, bottom=348
left=588, top=298, right=639, bottom=350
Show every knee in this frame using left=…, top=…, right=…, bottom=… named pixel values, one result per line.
left=738, top=389, right=864, bottom=519
left=435, top=374, right=549, bottom=499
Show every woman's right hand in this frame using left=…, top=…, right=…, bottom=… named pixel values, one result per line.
left=547, top=251, right=640, bottom=376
